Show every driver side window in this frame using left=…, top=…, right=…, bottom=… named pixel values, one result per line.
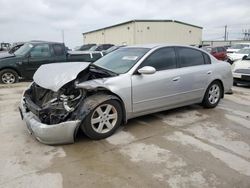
left=30, top=44, right=50, bottom=58
left=140, top=47, right=177, bottom=71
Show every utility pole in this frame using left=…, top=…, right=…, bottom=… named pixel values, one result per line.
left=224, top=25, right=227, bottom=41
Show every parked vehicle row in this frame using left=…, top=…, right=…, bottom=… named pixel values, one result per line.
left=202, top=46, right=227, bottom=61
left=0, top=41, right=104, bottom=84
left=226, top=43, right=250, bottom=54
left=19, top=44, right=233, bottom=144
left=227, top=47, right=250, bottom=63
left=74, top=44, right=114, bottom=52
left=232, top=54, right=250, bottom=86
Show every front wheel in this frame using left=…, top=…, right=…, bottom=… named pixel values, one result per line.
left=0, top=69, right=19, bottom=84
left=202, top=81, right=222, bottom=108
left=81, top=99, right=122, bottom=139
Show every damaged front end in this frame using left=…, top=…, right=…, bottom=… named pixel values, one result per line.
left=20, top=82, right=85, bottom=145
left=24, top=82, right=85, bottom=125
left=20, top=62, right=117, bottom=144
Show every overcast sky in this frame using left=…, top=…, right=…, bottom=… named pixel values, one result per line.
left=0, top=0, right=250, bottom=48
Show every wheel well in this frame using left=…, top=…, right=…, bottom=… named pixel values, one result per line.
left=0, top=67, right=21, bottom=77
left=85, top=88, right=127, bottom=124
left=98, top=90, right=127, bottom=124
left=73, top=89, right=127, bottom=141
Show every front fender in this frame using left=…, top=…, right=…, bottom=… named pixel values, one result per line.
left=71, top=93, right=123, bottom=127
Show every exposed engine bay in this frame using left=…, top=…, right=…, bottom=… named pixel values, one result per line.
left=23, top=65, right=116, bottom=125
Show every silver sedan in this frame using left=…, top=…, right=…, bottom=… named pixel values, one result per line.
left=19, top=44, right=233, bottom=144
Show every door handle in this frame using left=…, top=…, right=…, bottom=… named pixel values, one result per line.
left=207, top=71, right=212, bottom=75
left=172, top=77, right=180, bottom=81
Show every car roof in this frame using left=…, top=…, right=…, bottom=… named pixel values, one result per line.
left=28, top=40, right=64, bottom=45
left=124, top=43, right=203, bottom=50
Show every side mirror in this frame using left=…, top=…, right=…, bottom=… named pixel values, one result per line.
left=138, top=66, right=156, bottom=75
left=242, top=55, right=247, bottom=60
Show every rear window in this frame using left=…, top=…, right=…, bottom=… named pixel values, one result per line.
left=217, top=47, right=226, bottom=53
left=177, top=47, right=205, bottom=67
left=52, top=44, right=65, bottom=56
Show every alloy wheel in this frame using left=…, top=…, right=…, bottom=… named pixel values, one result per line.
left=2, top=72, right=15, bottom=84
left=91, top=104, right=118, bottom=134
left=208, top=84, right=220, bottom=104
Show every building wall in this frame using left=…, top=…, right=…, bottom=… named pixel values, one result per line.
left=83, top=22, right=135, bottom=45
left=134, top=22, right=202, bottom=45
left=83, top=21, right=202, bottom=45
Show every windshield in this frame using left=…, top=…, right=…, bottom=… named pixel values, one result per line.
left=94, top=48, right=150, bottom=74
left=14, top=43, right=33, bottom=56
left=236, top=48, right=250, bottom=54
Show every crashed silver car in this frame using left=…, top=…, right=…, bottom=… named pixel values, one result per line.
left=19, top=44, right=233, bottom=145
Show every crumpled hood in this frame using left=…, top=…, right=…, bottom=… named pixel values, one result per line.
left=0, top=52, right=15, bottom=59
left=33, top=62, right=90, bottom=92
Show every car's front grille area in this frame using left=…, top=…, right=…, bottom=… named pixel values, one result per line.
left=234, top=69, right=250, bottom=74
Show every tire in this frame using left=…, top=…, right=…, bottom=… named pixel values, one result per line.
left=233, top=80, right=237, bottom=86
left=202, top=81, right=222, bottom=108
left=81, top=99, right=122, bottom=140
left=0, top=69, right=19, bottom=84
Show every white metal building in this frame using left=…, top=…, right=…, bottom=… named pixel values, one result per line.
left=82, top=20, right=203, bottom=45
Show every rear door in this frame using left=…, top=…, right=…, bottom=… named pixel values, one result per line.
left=51, top=44, right=67, bottom=63
left=175, top=47, right=212, bottom=102
left=132, top=47, right=181, bottom=113
left=22, top=44, right=52, bottom=79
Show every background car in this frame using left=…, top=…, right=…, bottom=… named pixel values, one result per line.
left=89, top=44, right=114, bottom=52
left=20, top=44, right=233, bottom=144
left=0, top=42, right=11, bottom=52
left=74, top=44, right=96, bottom=51
left=227, top=47, right=250, bottom=64
left=227, top=43, right=250, bottom=54
left=102, top=45, right=126, bottom=55
left=202, top=46, right=227, bottom=61
left=0, top=41, right=104, bottom=84
left=232, top=54, right=250, bottom=86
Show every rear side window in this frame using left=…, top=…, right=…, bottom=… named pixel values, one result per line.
left=140, top=47, right=177, bottom=71
left=177, top=47, right=205, bottom=67
left=203, top=53, right=211, bottom=64
left=52, top=44, right=65, bottom=56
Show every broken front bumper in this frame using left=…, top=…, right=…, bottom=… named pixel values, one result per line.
left=19, top=98, right=81, bottom=145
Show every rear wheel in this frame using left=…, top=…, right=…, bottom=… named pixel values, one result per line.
left=0, top=69, right=19, bottom=84
left=202, top=81, right=222, bottom=108
left=81, top=99, right=122, bottom=139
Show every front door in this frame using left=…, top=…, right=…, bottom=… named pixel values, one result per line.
left=132, top=47, right=181, bottom=113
